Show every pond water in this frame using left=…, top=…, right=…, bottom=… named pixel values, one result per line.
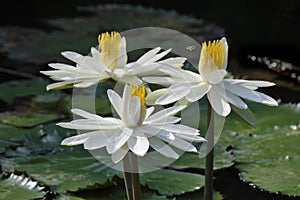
left=0, top=1, right=299, bottom=200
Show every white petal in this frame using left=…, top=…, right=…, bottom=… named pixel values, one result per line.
left=45, top=81, right=73, bottom=91
left=71, top=109, right=102, bottom=120
left=175, top=134, right=206, bottom=142
left=145, top=88, right=170, bottom=105
left=158, top=65, right=189, bottom=78
left=156, top=87, right=190, bottom=105
left=146, top=106, right=186, bottom=123
left=169, top=138, right=197, bottom=152
left=61, top=51, right=84, bottom=63
left=111, top=145, right=129, bottom=163
left=48, top=63, right=79, bottom=72
left=107, top=89, right=123, bottom=118
left=90, top=47, right=100, bottom=58
left=156, top=130, right=175, bottom=142
left=127, top=131, right=149, bottom=156
left=222, top=90, right=248, bottom=109
left=57, top=120, right=121, bottom=130
left=126, top=63, right=157, bottom=76
left=74, top=79, right=99, bottom=88
left=137, top=47, right=161, bottom=65
left=185, top=83, right=210, bottom=102
left=145, top=107, right=155, bottom=120
left=208, top=69, right=227, bottom=84
left=106, top=128, right=133, bottom=154
left=198, top=49, right=217, bottom=80
left=145, top=48, right=171, bottom=64
left=158, top=57, right=187, bottom=67
left=224, top=82, right=278, bottom=106
left=224, top=79, right=275, bottom=88
left=118, top=75, right=143, bottom=85
left=146, top=116, right=181, bottom=125
left=162, top=124, right=199, bottom=135
left=61, top=130, right=109, bottom=146
left=220, top=37, right=228, bottom=70
left=254, top=91, right=278, bottom=106
left=84, top=133, right=108, bottom=150
left=61, top=135, right=88, bottom=146
left=143, top=76, right=184, bottom=86
left=149, top=137, right=179, bottom=159
left=207, top=87, right=231, bottom=117
left=128, top=96, right=141, bottom=125
left=117, top=37, right=128, bottom=68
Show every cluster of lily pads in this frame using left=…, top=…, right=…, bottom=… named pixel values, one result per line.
left=0, top=30, right=299, bottom=200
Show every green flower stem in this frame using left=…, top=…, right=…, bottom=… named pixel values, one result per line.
left=130, top=154, right=142, bottom=200
left=122, top=153, right=142, bottom=200
left=204, top=103, right=214, bottom=200
left=122, top=155, right=133, bottom=200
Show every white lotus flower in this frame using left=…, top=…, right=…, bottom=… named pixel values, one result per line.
left=40, top=31, right=186, bottom=90
left=58, top=85, right=205, bottom=163
left=144, top=37, right=278, bottom=117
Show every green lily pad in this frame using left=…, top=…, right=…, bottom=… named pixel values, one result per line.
left=175, top=188, right=223, bottom=200
left=63, top=185, right=168, bottom=200
left=0, top=111, right=61, bottom=128
left=0, top=123, right=41, bottom=152
left=0, top=79, right=48, bottom=103
left=0, top=173, right=45, bottom=200
left=171, top=139, right=234, bottom=170
left=12, top=150, right=122, bottom=192
left=140, top=169, right=205, bottom=195
left=232, top=103, right=300, bottom=196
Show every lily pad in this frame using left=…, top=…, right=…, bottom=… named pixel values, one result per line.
left=63, top=185, right=168, bottom=200
left=171, top=143, right=233, bottom=170
left=0, top=79, right=48, bottom=103
left=233, top=103, right=300, bottom=196
left=0, top=111, right=61, bottom=128
left=12, top=150, right=122, bottom=192
left=175, top=188, right=223, bottom=200
left=0, top=123, right=41, bottom=152
left=0, top=172, right=45, bottom=200
left=140, top=169, right=204, bottom=195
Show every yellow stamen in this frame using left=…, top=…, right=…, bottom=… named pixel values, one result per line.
left=201, top=39, right=225, bottom=69
left=97, top=31, right=121, bottom=70
left=130, top=84, right=146, bottom=106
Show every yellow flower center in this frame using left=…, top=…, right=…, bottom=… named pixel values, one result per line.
left=98, top=31, right=121, bottom=70
left=130, top=84, right=146, bottom=106
left=129, top=84, right=146, bottom=125
left=201, top=40, right=225, bottom=69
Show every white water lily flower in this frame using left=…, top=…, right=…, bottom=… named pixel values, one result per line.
left=40, top=31, right=186, bottom=90
left=144, top=37, right=278, bottom=117
left=58, top=85, right=205, bottom=163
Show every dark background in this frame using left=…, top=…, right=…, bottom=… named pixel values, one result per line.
left=1, top=0, right=300, bottom=61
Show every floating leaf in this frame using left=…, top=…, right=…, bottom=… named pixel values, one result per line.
left=0, top=79, right=48, bottom=103
left=12, top=150, right=122, bottom=193
left=175, top=188, right=223, bottom=200
left=63, top=185, right=168, bottom=200
left=0, top=111, right=61, bottom=127
left=233, top=103, right=300, bottom=196
left=0, top=172, right=45, bottom=200
left=140, top=169, right=204, bottom=195
left=0, top=123, right=40, bottom=152
left=171, top=144, right=234, bottom=170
